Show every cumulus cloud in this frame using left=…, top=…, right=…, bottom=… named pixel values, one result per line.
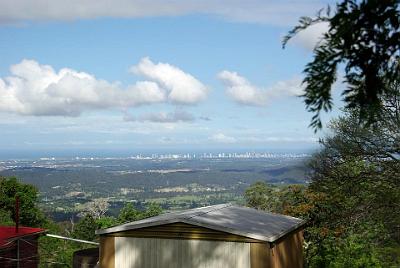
left=0, top=1, right=326, bottom=26
left=288, top=22, right=329, bottom=50
left=209, top=133, right=236, bottom=143
left=124, top=110, right=195, bottom=123
left=218, top=70, right=303, bottom=106
left=132, top=57, right=208, bottom=104
left=0, top=58, right=206, bottom=116
left=0, top=59, right=165, bottom=116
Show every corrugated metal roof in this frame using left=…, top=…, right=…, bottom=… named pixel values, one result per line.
left=0, top=226, right=46, bottom=248
left=96, top=204, right=306, bottom=242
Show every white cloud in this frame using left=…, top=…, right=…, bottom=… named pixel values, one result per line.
left=132, top=57, right=208, bottom=104
left=0, top=1, right=327, bottom=26
left=0, top=58, right=206, bottom=116
left=124, top=110, right=195, bottom=123
left=218, top=70, right=303, bottom=106
left=217, top=71, right=267, bottom=106
left=288, top=22, right=329, bottom=50
left=209, top=133, right=236, bottom=143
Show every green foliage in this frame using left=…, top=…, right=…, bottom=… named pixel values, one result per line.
left=39, top=219, right=91, bottom=268
left=117, top=203, right=141, bottom=223
left=244, top=181, right=279, bottom=211
left=309, top=231, right=384, bottom=268
left=0, top=209, right=14, bottom=225
left=69, top=202, right=163, bottom=243
left=0, top=176, right=46, bottom=227
left=117, top=202, right=162, bottom=224
left=143, top=203, right=163, bottom=218
left=302, top=110, right=400, bottom=266
left=306, top=221, right=400, bottom=268
left=244, top=182, right=316, bottom=220
left=246, top=179, right=400, bottom=267
left=72, top=215, right=98, bottom=242
left=96, top=216, right=118, bottom=229
left=283, top=0, right=400, bottom=130
left=245, top=104, right=400, bottom=266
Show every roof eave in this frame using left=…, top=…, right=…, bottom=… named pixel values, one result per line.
left=4, top=229, right=47, bottom=244
left=96, top=218, right=180, bottom=235
left=266, top=219, right=307, bottom=243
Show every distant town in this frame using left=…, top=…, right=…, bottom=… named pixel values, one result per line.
left=0, top=152, right=310, bottom=171
left=38, top=151, right=310, bottom=161
left=127, top=152, right=310, bottom=160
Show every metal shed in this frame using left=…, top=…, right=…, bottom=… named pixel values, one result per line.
left=96, top=204, right=306, bottom=268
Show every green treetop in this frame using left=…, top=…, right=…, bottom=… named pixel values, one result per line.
left=284, top=0, right=400, bottom=131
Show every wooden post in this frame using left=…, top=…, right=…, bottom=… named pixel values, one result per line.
left=15, top=195, right=20, bottom=233
left=15, top=195, right=20, bottom=268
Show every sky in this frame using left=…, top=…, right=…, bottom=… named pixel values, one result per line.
left=0, top=0, right=342, bottom=157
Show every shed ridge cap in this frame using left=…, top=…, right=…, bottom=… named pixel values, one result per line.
left=231, top=205, right=305, bottom=222
left=183, top=203, right=232, bottom=220
left=181, top=217, right=271, bottom=242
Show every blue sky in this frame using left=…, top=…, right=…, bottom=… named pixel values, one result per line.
left=0, top=1, right=341, bottom=157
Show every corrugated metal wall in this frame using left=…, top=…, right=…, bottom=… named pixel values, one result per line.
left=115, top=237, right=250, bottom=268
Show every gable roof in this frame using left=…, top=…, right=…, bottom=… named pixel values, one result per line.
left=96, top=204, right=306, bottom=242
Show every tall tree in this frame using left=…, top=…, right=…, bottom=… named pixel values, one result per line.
left=72, top=215, right=98, bottom=242
left=0, top=176, right=46, bottom=227
left=304, top=119, right=400, bottom=266
left=283, top=0, right=400, bottom=130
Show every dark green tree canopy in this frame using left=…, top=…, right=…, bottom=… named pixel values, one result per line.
left=72, top=215, right=98, bottom=242
left=0, top=176, right=46, bottom=227
left=244, top=100, right=400, bottom=266
left=283, top=0, right=400, bottom=130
